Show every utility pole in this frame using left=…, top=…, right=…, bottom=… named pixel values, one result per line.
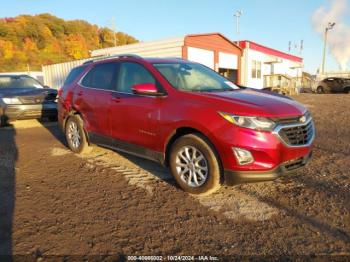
left=234, top=10, right=243, bottom=44
left=321, top=22, right=335, bottom=74
left=288, top=41, right=291, bottom=53
left=109, top=17, right=117, bottom=47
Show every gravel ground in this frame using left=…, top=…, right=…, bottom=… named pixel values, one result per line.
left=0, top=94, right=349, bottom=260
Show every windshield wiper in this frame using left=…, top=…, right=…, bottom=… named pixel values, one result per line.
left=178, top=88, right=237, bottom=93
left=200, top=88, right=236, bottom=92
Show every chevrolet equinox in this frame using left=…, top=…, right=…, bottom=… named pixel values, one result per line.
left=58, top=55, right=315, bottom=195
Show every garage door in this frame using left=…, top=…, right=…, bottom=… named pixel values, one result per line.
left=218, top=52, right=238, bottom=69
left=187, top=47, right=214, bottom=69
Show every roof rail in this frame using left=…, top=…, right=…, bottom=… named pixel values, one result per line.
left=165, top=57, right=188, bottom=61
left=83, top=54, right=143, bottom=64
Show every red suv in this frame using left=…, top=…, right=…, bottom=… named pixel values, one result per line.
left=58, top=55, right=314, bottom=195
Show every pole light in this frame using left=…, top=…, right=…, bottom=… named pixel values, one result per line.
left=321, top=22, right=335, bottom=74
left=234, top=10, right=243, bottom=44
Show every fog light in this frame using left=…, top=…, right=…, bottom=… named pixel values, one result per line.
left=232, top=147, right=254, bottom=165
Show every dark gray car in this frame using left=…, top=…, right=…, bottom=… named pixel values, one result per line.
left=315, top=77, right=350, bottom=94
left=0, top=75, right=57, bottom=126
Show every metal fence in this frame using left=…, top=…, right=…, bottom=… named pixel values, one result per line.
left=42, top=37, right=185, bottom=89
left=42, top=58, right=90, bottom=89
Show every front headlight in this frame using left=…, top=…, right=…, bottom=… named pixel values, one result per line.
left=219, top=112, right=276, bottom=131
left=1, top=97, right=21, bottom=105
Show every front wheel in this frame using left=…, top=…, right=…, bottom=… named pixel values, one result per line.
left=169, top=134, right=221, bottom=195
left=65, top=115, right=92, bottom=154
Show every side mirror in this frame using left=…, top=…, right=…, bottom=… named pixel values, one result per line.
left=132, top=83, right=164, bottom=96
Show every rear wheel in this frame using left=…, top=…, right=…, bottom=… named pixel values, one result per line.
left=344, top=86, right=350, bottom=94
left=0, top=115, right=6, bottom=127
left=316, top=86, right=324, bottom=94
left=48, top=115, right=58, bottom=122
left=169, top=134, right=221, bottom=195
left=65, top=115, right=92, bottom=154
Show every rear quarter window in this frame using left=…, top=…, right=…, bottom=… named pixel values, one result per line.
left=64, top=66, right=87, bottom=86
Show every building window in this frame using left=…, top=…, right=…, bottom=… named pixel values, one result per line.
left=252, top=60, right=262, bottom=79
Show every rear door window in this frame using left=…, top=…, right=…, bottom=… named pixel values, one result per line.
left=81, top=63, right=118, bottom=90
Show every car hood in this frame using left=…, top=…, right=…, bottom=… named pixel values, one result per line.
left=0, top=88, right=57, bottom=98
left=192, top=88, right=307, bottom=117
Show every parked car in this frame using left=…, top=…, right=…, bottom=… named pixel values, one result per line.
left=314, top=77, right=350, bottom=93
left=58, top=55, right=315, bottom=195
left=0, top=75, right=58, bottom=126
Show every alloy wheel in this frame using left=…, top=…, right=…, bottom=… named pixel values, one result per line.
left=175, top=146, right=208, bottom=187
left=67, top=121, right=81, bottom=149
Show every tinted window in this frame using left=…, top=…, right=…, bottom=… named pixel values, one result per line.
left=82, top=63, right=117, bottom=90
left=117, top=62, right=155, bottom=93
left=0, top=76, right=43, bottom=89
left=64, top=66, right=87, bottom=85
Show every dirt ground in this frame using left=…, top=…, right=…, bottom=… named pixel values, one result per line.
left=0, top=94, right=349, bottom=260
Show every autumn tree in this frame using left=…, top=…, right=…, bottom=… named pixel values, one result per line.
left=65, top=34, right=88, bottom=59
left=0, top=14, right=139, bottom=72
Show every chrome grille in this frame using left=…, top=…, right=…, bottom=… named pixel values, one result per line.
left=273, top=111, right=311, bottom=125
left=278, top=120, right=314, bottom=146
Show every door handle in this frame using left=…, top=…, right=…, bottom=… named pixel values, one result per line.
left=112, top=95, right=121, bottom=103
left=77, top=91, right=83, bottom=96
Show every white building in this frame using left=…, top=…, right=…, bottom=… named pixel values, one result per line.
left=91, top=33, right=242, bottom=83
left=238, top=41, right=303, bottom=89
left=43, top=33, right=243, bottom=89
left=41, top=33, right=305, bottom=92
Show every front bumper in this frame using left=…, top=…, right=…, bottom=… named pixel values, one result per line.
left=1, top=103, right=57, bottom=120
left=224, top=151, right=312, bottom=185
left=211, top=115, right=315, bottom=171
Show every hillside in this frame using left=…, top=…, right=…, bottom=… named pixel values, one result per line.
left=0, top=13, right=138, bottom=72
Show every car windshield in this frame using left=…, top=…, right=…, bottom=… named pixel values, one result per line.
left=153, top=62, right=239, bottom=92
left=0, top=76, right=43, bottom=89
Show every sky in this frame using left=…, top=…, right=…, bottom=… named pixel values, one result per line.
left=1, top=0, right=349, bottom=74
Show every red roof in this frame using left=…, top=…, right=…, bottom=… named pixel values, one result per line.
left=186, top=32, right=242, bottom=50
left=238, top=41, right=303, bottom=63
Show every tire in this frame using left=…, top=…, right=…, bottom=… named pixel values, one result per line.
left=169, top=133, right=221, bottom=195
left=48, top=115, right=58, bottom=122
left=0, top=115, right=7, bottom=127
left=65, top=115, right=92, bottom=154
left=316, top=86, right=324, bottom=94
left=344, top=87, right=350, bottom=94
